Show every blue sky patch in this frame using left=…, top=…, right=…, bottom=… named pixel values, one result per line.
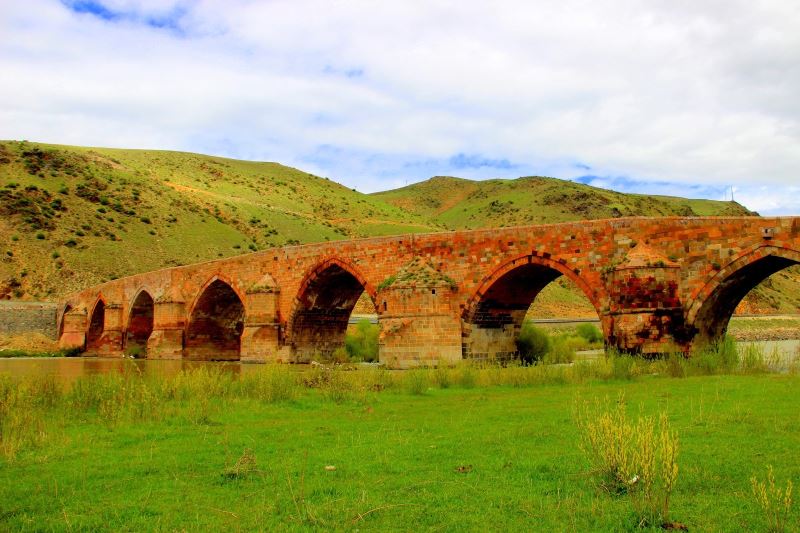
left=62, top=1, right=120, bottom=21
left=61, top=0, right=187, bottom=33
left=574, top=174, right=729, bottom=200
left=448, top=153, right=517, bottom=170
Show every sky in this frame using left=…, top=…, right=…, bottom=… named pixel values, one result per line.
left=1, top=1, right=798, bottom=214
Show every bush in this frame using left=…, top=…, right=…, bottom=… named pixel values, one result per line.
left=457, top=364, right=477, bottom=388
left=344, top=319, right=379, bottom=362
left=125, top=345, right=146, bottom=359
left=516, top=322, right=550, bottom=364
left=544, top=338, right=576, bottom=364
left=576, top=323, right=603, bottom=344
left=330, top=347, right=351, bottom=364
left=608, top=351, right=634, bottom=380
left=404, top=369, right=429, bottom=395
left=665, top=353, right=686, bottom=378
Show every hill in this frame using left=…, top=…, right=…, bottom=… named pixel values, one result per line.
left=371, top=175, right=754, bottom=228
left=0, top=141, right=435, bottom=299
left=0, top=141, right=796, bottom=315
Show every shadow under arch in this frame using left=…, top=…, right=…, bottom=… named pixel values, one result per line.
left=462, top=254, right=605, bottom=360
left=126, top=288, right=154, bottom=357
left=185, top=276, right=246, bottom=361
left=686, top=245, right=800, bottom=345
left=287, top=257, right=377, bottom=360
left=86, top=295, right=107, bottom=351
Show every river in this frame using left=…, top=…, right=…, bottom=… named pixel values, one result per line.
left=1, top=339, right=797, bottom=384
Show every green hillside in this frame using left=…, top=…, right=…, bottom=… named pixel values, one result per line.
left=0, top=141, right=434, bottom=299
left=0, top=141, right=796, bottom=315
left=371, top=175, right=755, bottom=229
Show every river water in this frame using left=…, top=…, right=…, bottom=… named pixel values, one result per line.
left=0, top=358, right=271, bottom=387
left=0, top=340, right=797, bottom=384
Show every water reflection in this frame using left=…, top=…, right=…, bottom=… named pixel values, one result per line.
left=0, top=358, right=270, bottom=387
left=1, top=340, right=797, bottom=384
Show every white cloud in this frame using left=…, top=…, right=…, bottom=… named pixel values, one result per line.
left=0, top=0, right=798, bottom=213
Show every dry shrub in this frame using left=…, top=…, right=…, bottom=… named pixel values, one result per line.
left=751, top=465, right=794, bottom=532
left=575, top=394, right=679, bottom=527
left=223, top=448, right=259, bottom=480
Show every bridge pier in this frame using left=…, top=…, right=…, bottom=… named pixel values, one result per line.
left=461, top=320, right=521, bottom=361
left=605, top=309, right=690, bottom=354
left=604, top=248, right=690, bottom=354
left=90, top=302, right=124, bottom=357
left=240, top=285, right=281, bottom=362
left=58, top=308, right=87, bottom=351
left=377, top=265, right=461, bottom=369
left=146, top=300, right=185, bottom=359
left=240, top=324, right=281, bottom=362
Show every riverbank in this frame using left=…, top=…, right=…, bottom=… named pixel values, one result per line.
left=0, top=362, right=797, bottom=530
left=726, top=316, right=800, bottom=341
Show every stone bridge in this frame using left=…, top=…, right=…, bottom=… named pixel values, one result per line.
left=58, top=216, right=800, bottom=368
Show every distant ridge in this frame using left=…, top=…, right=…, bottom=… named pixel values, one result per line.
left=371, top=175, right=755, bottom=229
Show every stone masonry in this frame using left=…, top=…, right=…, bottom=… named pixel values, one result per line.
left=57, top=216, right=800, bottom=368
left=0, top=300, right=58, bottom=339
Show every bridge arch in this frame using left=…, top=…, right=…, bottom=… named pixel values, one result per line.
left=288, top=257, right=378, bottom=360
left=185, top=275, right=246, bottom=361
left=462, top=254, right=605, bottom=360
left=125, top=288, right=154, bottom=357
left=86, top=295, right=106, bottom=350
left=687, top=245, right=800, bottom=345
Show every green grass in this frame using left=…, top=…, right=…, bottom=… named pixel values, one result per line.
left=1, top=347, right=799, bottom=530
left=0, top=348, right=79, bottom=358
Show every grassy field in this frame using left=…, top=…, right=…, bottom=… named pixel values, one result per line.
left=1, top=347, right=798, bottom=531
